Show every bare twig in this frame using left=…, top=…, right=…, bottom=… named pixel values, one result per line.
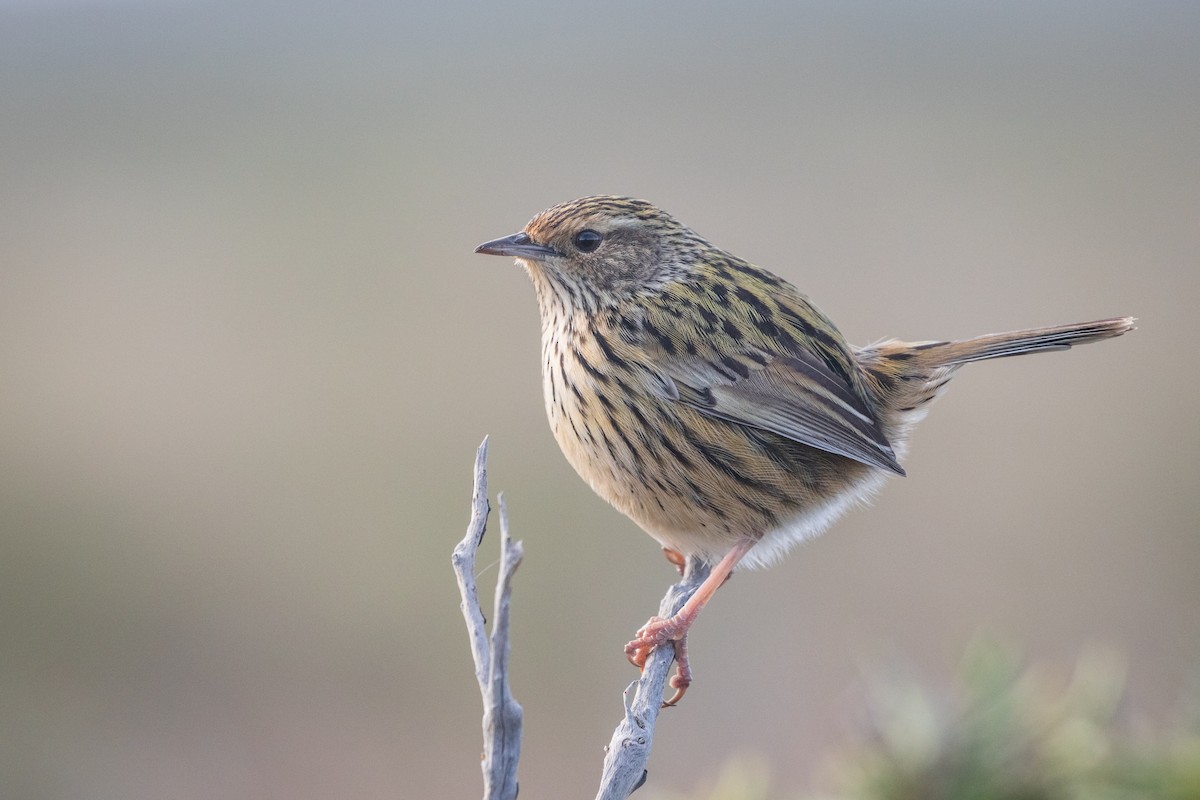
left=596, top=557, right=709, bottom=800
left=455, top=438, right=707, bottom=799
left=452, top=437, right=524, bottom=800
left=453, top=438, right=492, bottom=689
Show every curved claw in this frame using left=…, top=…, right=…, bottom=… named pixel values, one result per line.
left=663, top=678, right=689, bottom=707
left=625, top=616, right=694, bottom=706
left=625, top=618, right=668, bottom=669
left=625, top=639, right=652, bottom=670
left=662, top=636, right=692, bottom=707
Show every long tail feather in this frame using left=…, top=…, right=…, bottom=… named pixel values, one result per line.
left=916, top=316, right=1136, bottom=367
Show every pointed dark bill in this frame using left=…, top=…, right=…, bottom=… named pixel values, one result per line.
left=475, top=232, right=559, bottom=260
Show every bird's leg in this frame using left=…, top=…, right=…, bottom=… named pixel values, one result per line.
left=662, top=547, right=686, bottom=575
left=665, top=636, right=691, bottom=706
left=625, top=535, right=758, bottom=704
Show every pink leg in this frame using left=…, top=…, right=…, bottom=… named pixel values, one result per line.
left=625, top=536, right=757, bottom=704
left=662, top=547, right=686, bottom=575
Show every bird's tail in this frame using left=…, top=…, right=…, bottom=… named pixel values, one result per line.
left=907, top=316, right=1136, bottom=368
left=857, top=317, right=1135, bottom=426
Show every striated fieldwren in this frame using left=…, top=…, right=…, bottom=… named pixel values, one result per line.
left=476, top=195, right=1133, bottom=703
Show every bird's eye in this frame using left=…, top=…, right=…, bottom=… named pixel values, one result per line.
left=572, top=229, right=603, bottom=253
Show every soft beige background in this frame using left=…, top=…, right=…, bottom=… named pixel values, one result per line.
left=1, top=2, right=1196, bottom=798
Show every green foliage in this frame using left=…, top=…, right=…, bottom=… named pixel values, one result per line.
left=657, top=642, right=1200, bottom=800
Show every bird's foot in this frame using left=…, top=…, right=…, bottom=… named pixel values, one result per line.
left=665, top=636, right=691, bottom=705
left=625, top=614, right=693, bottom=706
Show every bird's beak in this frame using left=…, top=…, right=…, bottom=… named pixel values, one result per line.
left=474, top=232, right=559, bottom=260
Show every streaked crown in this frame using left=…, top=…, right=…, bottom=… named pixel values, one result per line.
left=518, top=196, right=709, bottom=309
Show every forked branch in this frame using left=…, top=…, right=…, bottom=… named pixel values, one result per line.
left=454, top=438, right=705, bottom=799
left=452, top=438, right=524, bottom=800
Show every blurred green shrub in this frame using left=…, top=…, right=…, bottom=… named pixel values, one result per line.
left=654, top=641, right=1200, bottom=800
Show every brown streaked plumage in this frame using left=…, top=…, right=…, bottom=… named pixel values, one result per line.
left=476, top=195, right=1134, bottom=703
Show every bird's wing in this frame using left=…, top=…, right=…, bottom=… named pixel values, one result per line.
left=622, top=272, right=906, bottom=475
left=662, top=345, right=906, bottom=476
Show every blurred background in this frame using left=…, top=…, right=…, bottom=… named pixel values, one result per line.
left=1, top=2, right=1197, bottom=798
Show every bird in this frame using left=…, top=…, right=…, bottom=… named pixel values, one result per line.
left=476, top=195, right=1134, bottom=703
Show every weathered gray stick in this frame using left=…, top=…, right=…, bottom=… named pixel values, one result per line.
left=455, top=438, right=706, bottom=799
left=595, top=557, right=709, bottom=800
left=452, top=437, right=524, bottom=800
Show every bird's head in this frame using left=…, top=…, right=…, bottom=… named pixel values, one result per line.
left=476, top=196, right=706, bottom=312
